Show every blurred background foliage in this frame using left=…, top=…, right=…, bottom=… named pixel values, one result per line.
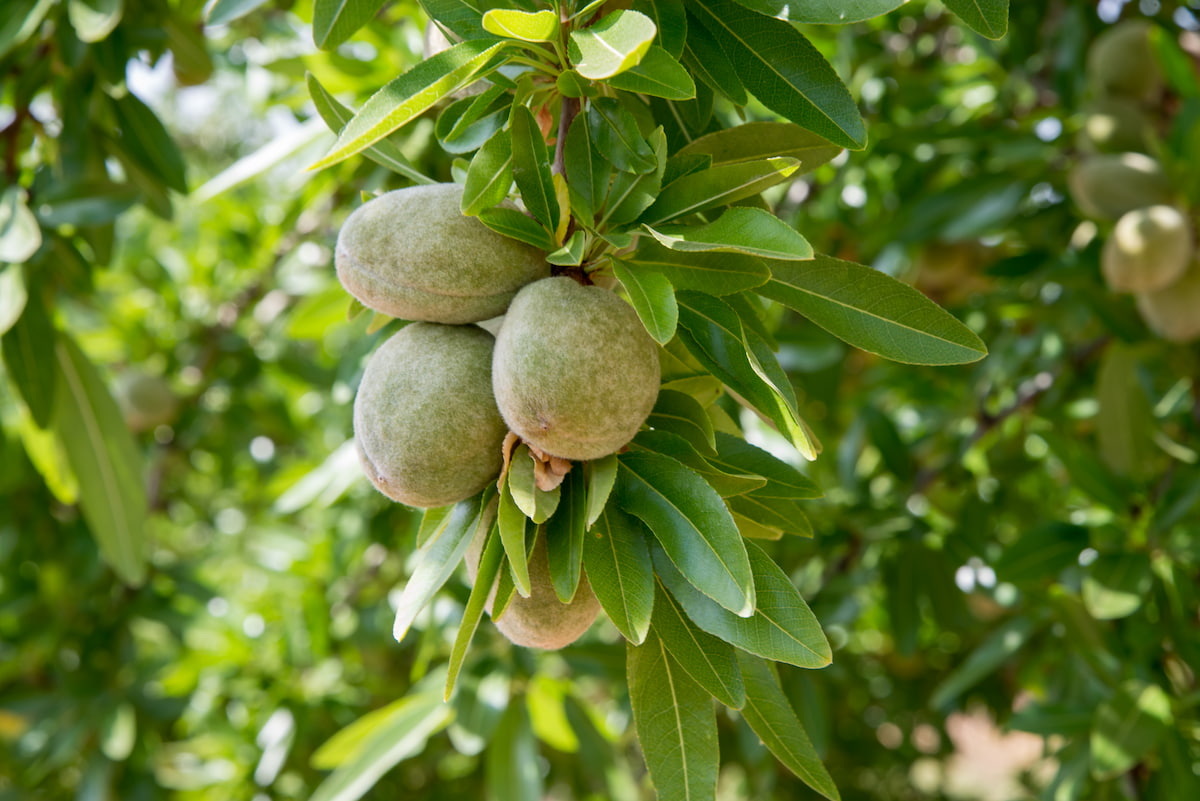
left=2, top=1, right=1199, bottom=800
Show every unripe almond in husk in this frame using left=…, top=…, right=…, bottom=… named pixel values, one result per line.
left=353, top=323, right=506, bottom=507
left=336, top=184, right=549, bottom=324
left=1136, top=262, right=1200, bottom=343
left=492, top=277, right=660, bottom=461
left=1068, top=153, right=1172, bottom=221
left=1087, top=20, right=1163, bottom=103
left=1102, top=205, right=1193, bottom=293
left=1077, top=97, right=1151, bottom=154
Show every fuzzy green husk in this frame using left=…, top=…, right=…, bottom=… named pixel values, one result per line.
left=1102, top=206, right=1193, bottom=294
left=353, top=323, right=506, bottom=507
left=1087, top=20, right=1163, bottom=103
left=492, top=277, right=661, bottom=461
left=336, top=184, right=548, bottom=324
left=1136, top=263, right=1200, bottom=344
left=1068, top=153, right=1172, bottom=221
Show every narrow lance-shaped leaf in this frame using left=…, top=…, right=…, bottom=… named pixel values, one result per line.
left=393, top=494, right=495, bottom=642
left=606, top=45, right=696, bottom=101
left=53, top=337, right=148, bottom=586
left=486, top=699, right=543, bottom=801
left=731, top=0, right=905, bottom=24
left=654, top=539, right=832, bottom=669
left=677, top=121, right=842, bottom=172
left=632, top=241, right=770, bottom=296
left=588, top=97, right=657, bottom=174
left=584, top=505, right=655, bottom=644
left=509, top=104, right=559, bottom=232
left=690, top=0, right=867, bottom=150
left=498, top=478, right=532, bottom=597
left=627, top=636, right=719, bottom=801
left=313, top=0, right=388, bottom=50
left=681, top=14, right=748, bottom=105
left=635, top=0, right=686, bottom=58
left=417, top=0, right=493, bottom=41
left=652, top=580, right=746, bottom=709
left=710, top=432, right=822, bottom=500
left=647, top=389, right=716, bottom=452
left=585, top=454, right=618, bottom=529
left=737, top=652, right=841, bottom=801
left=1090, top=681, right=1174, bottom=781
left=311, top=40, right=507, bottom=170
left=1, top=296, right=57, bottom=429
left=646, top=207, right=813, bottom=261
left=613, top=259, right=678, bottom=345
left=758, top=255, right=988, bottom=365
left=461, top=129, right=513, bottom=216
left=446, top=526, right=504, bottom=700
left=111, top=93, right=188, bottom=193
left=546, top=467, right=588, bottom=603
left=943, top=0, right=1009, bottom=39
left=617, top=450, right=755, bottom=617
left=309, top=690, right=453, bottom=801
left=306, top=73, right=433, bottom=185
left=563, top=111, right=610, bottom=224
left=507, top=444, right=560, bottom=524
left=640, top=157, right=800, bottom=226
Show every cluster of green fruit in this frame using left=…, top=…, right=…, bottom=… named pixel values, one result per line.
left=1069, top=19, right=1199, bottom=343
left=337, top=182, right=660, bottom=647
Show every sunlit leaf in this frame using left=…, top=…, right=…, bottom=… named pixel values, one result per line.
left=569, top=10, right=657, bottom=80
left=313, top=0, right=388, bottom=50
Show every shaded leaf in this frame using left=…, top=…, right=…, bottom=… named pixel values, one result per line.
left=585, top=454, right=618, bottom=529
left=641, top=157, right=800, bottom=225
left=53, top=337, right=147, bottom=586
left=943, top=0, right=1009, bottom=39
left=930, top=616, right=1040, bottom=711
left=546, top=467, right=587, bottom=603
left=206, top=0, right=270, bottom=25
left=111, top=93, right=188, bottom=194
left=486, top=699, right=543, bottom=801
left=587, top=96, right=657, bottom=174
left=677, top=121, right=842, bottom=171
left=1091, top=681, right=1173, bottom=780
left=632, top=241, right=771, bottom=296
left=628, top=636, right=719, bottom=801
left=613, top=259, right=678, bottom=344
left=652, top=581, right=745, bottom=709
left=1, top=296, right=57, bottom=428
left=314, top=0, right=388, bottom=50
left=607, top=45, right=696, bottom=100
left=509, top=104, right=558, bottom=231
left=758, top=255, right=987, bottom=365
left=617, top=450, right=755, bottom=617
left=732, top=0, right=904, bottom=24
left=710, top=432, right=822, bottom=500
left=1082, top=553, right=1153, bottom=621
left=584, top=505, right=655, bottom=644
left=564, top=112, right=610, bottom=224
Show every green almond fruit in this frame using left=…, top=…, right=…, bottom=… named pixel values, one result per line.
left=336, top=184, right=549, bottom=324
left=353, top=323, right=507, bottom=507
left=492, top=277, right=661, bottom=461
left=1102, top=205, right=1193, bottom=293
left=1077, top=97, right=1152, bottom=154
left=1136, top=262, right=1200, bottom=344
left=1068, top=153, right=1172, bottom=221
left=1087, top=19, right=1163, bottom=103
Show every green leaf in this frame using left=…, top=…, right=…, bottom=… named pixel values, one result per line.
left=498, top=479, right=532, bottom=596
left=654, top=539, right=831, bottom=668
left=435, top=86, right=509, bottom=155
left=206, top=0, right=270, bottom=25
left=690, top=0, right=866, bottom=150
left=641, top=157, right=800, bottom=225
left=1090, top=681, right=1173, bottom=780
left=627, top=636, right=719, bottom=801
left=306, top=74, right=433, bottom=184
left=311, top=40, right=507, bottom=170
left=0, top=0, right=54, bottom=60
left=943, top=0, right=1009, bottom=39
left=617, top=450, right=755, bottom=617
left=569, top=10, right=657, bottom=80
left=587, top=97, right=657, bottom=174
left=509, top=104, right=559, bottom=232
left=1, top=297, right=57, bottom=429
left=677, top=121, right=842, bottom=173
left=681, top=16, right=748, bottom=105
left=462, top=129, right=514, bottom=215
left=1082, top=553, right=1153, bottom=621
left=547, top=231, right=588, bottom=266
left=53, top=337, right=147, bottom=586
left=0, top=264, right=27, bottom=337
left=612, top=259, right=678, bottom=344
left=738, top=653, right=840, bottom=801
left=482, top=9, right=557, bottom=42
left=564, top=112, right=610, bottom=224
left=68, top=0, right=123, bottom=43
left=477, top=207, right=556, bottom=251
left=646, top=208, right=813, bottom=261
left=631, top=241, right=770, bottom=296
left=727, top=494, right=811, bottom=537
left=310, top=691, right=453, bottom=801
left=446, top=526, right=503, bottom=699
left=1096, top=344, right=1156, bottom=479
left=731, top=0, right=905, bottom=24
left=99, top=702, right=136, bottom=762
left=0, top=186, right=42, bottom=264
left=634, top=0, right=686, bottom=58
left=992, top=523, right=1089, bottom=586
left=486, top=699, right=543, bottom=801
left=33, top=180, right=139, bottom=227
left=546, top=467, right=587, bottom=603
left=111, top=94, right=188, bottom=194
left=584, top=505, right=655, bottom=644
left=633, top=430, right=766, bottom=498
left=313, top=0, right=387, bottom=49
left=607, top=45, right=696, bottom=100
left=647, top=389, right=716, bottom=452
left=393, top=495, right=494, bottom=642
left=710, top=432, right=822, bottom=500
left=930, top=616, right=1039, bottom=711
left=507, top=444, right=561, bottom=524
left=585, top=454, right=618, bottom=529
left=17, top=405, right=79, bottom=504
left=652, top=580, right=746, bottom=709
left=758, top=255, right=988, bottom=365
left=418, top=0, right=493, bottom=41
left=675, top=292, right=818, bottom=459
